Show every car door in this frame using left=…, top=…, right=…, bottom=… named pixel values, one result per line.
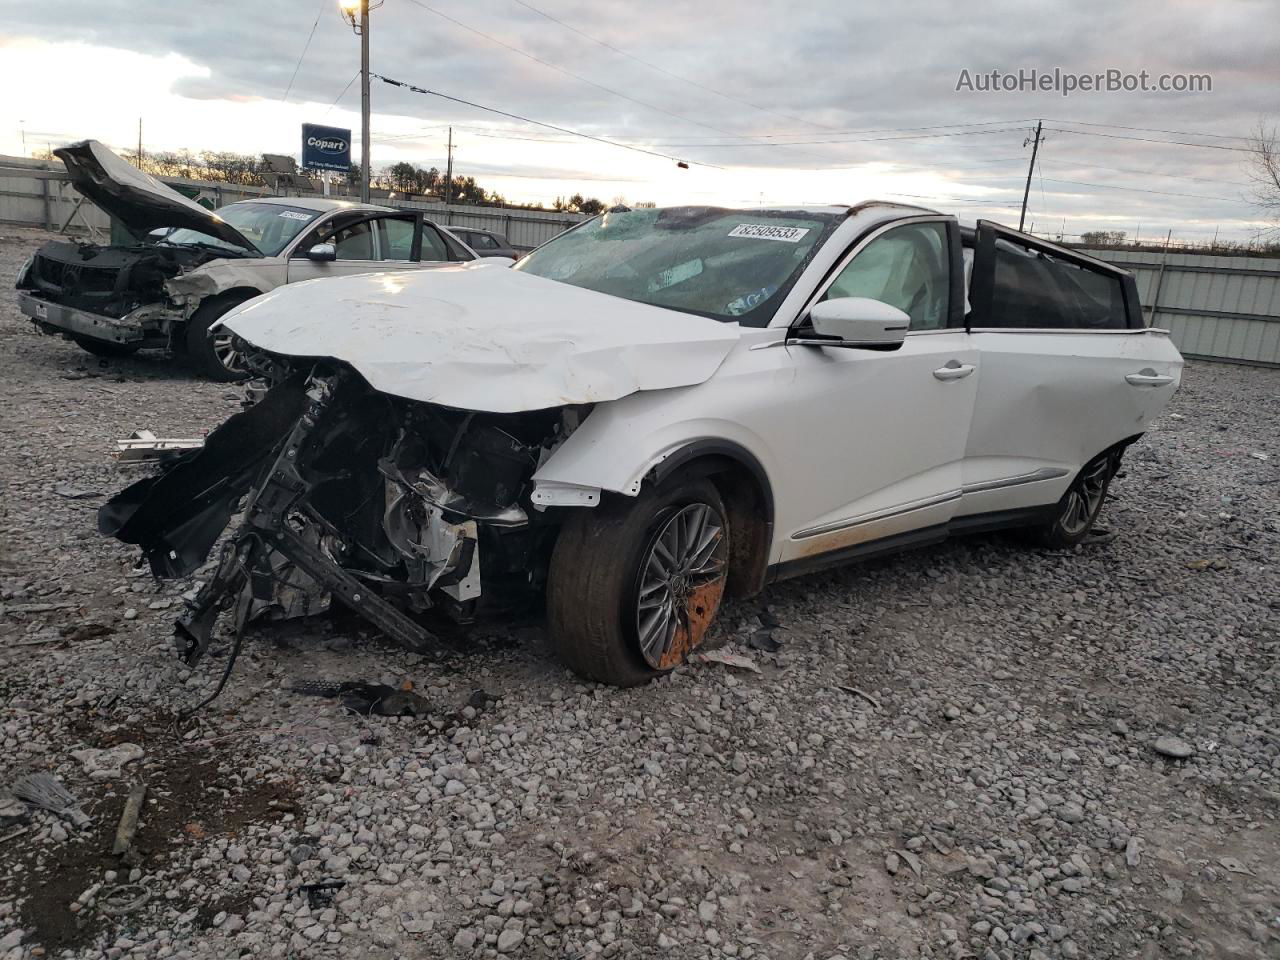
left=287, top=212, right=446, bottom=282
left=770, top=217, right=981, bottom=568
left=958, top=221, right=1182, bottom=518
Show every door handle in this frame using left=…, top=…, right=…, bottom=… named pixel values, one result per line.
left=1125, top=372, right=1174, bottom=387
left=933, top=362, right=976, bottom=381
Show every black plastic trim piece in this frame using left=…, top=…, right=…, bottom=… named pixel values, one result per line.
left=649, top=440, right=775, bottom=531
left=945, top=220, right=967, bottom=330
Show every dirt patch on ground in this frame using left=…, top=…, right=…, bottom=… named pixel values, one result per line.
left=0, top=709, right=297, bottom=952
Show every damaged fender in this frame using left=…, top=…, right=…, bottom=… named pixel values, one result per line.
left=164, top=261, right=283, bottom=311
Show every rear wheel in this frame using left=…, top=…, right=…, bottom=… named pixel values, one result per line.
left=547, top=478, right=730, bottom=686
left=72, top=336, right=139, bottom=359
left=185, top=294, right=254, bottom=381
left=1032, top=452, right=1116, bottom=548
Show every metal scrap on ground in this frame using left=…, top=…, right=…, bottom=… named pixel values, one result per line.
left=11, top=772, right=91, bottom=828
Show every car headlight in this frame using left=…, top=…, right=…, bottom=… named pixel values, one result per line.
left=14, top=255, right=33, bottom=288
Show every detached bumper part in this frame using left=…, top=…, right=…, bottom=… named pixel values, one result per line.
left=115, top=430, right=205, bottom=463
left=19, top=292, right=152, bottom=345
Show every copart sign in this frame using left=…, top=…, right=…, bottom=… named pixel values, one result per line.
left=302, top=124, right=352, bottom=173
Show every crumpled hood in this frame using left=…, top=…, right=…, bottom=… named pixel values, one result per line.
left=220, top=263, right=742, bottom=412
left=54, top=140, right=257, bottom=251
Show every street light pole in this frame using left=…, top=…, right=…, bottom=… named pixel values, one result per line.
left=341, top=0, right=376, bottom=202
left=359, top=0, right=370, bottom=202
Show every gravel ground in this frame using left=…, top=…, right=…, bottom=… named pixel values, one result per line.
left=0, top=226, right=1277, bottom=960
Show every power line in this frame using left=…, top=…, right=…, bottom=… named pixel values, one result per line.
left=1038, top=177, right=1249, bottom=204
left=920, top=170, right=1249, bottom=204
left=1041, top=118, right=1247, bottom=142
left=626, top=118, right=1043, bottom=144
left=372, top=73, right=722, bottom=168
left=560, top=126, right=1031, bottom=150
left=506, top=0, right=836, bottom=131
left=1044, top=127, right=1254, bottom=153
left=282, top=0, right=328, bottom=102
left=324, top=71, right=359, bottom=115
left=461, top=123, right=1034, bottom=147
left=1040, top=159, right=1251, bottom=188
left=401, top=0, right=763, bottom=140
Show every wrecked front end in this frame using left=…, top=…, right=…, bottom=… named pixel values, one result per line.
left=100, top=364, right=588, bottom=666
left=16, top=239, right=227, bottom=349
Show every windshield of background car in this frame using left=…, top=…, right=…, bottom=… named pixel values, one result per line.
left=515, top=207, right=837, bottom=326
left=162, top=203, right=321, bottom=256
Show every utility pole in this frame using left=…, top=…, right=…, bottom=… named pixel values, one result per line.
left=137, top=117, right=143, bottom=170
left=341, top=0, right=374, bottom=201
left=1018, top=119, right=1042, bottom=232
left=444, top=127, right=453, bottom=205
left=359, top=0, right=370, bottom=202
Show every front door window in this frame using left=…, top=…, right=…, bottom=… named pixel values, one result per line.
left=822, top=222, right=950, bottom=330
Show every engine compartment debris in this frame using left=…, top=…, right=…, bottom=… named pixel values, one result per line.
left=99, top=363, right=590, bottom=700
left=115, top=429, right=205, bottom=463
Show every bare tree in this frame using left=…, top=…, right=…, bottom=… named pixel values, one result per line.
left=1247, top=120, right=1280, bottom=235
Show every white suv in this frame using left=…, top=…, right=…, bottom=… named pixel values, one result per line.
left=101, top=202, right=1182, bottom=686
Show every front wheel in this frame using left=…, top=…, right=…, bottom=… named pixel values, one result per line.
left=547, top=478, right=730, bottom=686
left=185, top=294, right=254, bottom=381
left=1031, top=452, right=1116, bottom=548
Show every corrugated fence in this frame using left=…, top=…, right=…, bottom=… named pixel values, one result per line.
left=0, top=154, right=586, bottom=251
left=1084, top=247, right=1280, bottom=367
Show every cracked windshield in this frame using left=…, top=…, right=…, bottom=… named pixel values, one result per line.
left=517, top=206, right=834, bottom=324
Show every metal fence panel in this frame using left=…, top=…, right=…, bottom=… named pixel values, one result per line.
left=1084, top=247, right=1280, bottom=366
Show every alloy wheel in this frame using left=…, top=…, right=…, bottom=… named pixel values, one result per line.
left=1059, top=457, right=1111, bottom=536
left=635, top=502, right=729, bottom=669
left=211, top=332, right=246, bottom=376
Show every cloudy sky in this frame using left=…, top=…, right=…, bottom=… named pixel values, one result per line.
left=1, top=0, right=1276, bottom=241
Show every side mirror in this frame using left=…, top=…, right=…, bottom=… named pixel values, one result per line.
left=804, top=297, right=909, bottom=348
left=305, top=242, right=337, bottom=262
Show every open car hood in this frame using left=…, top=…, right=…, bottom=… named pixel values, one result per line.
left=220, top=263, right=742, bottom=412
left=54, top=140, right=258, bottom=251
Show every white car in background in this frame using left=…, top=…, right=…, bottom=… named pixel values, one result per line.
left=16, top=140, right=476, bottom=379
left=101, top=202, right=1182, bottom=687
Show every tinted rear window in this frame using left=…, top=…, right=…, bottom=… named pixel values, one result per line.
left=987, top=239, right=1127, bottom=330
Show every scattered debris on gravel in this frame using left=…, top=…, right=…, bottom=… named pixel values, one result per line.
left=1, top=228, right=1277, bottom=958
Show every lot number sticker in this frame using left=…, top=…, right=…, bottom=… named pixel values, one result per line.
left=728, top=223, right=810, bottom=243
left=278, top=211, right=312, bottom=221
